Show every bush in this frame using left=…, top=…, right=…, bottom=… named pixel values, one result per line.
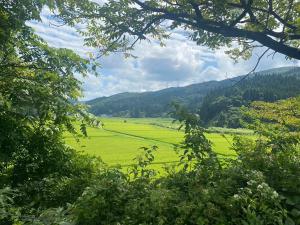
left=2, top=100, right=300, bottom=225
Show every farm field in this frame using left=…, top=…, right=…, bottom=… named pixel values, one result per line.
left=65, top=118, right=252, bottom=167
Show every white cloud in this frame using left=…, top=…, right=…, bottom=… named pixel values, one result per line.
left=27, top=7, right=300, bottom=100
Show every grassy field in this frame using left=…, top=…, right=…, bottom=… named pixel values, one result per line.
left=65, top=118, right=251, bottom=167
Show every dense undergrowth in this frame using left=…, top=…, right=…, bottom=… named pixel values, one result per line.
left=1, top=99, right=300, bottom=225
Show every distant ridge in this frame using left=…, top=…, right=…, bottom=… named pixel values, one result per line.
left=87, top=66, right=300, bottom=117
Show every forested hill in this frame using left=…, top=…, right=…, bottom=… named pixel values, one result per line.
left=87, top=80, right=226, bottom=117
left=87, top=66, right=300, bottom=118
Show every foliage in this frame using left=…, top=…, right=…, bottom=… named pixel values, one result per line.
left=47, top=98, right=299, bottom=225
left=199, top=71, right=300, bottom=128
left=244, top=96, right=300, bottom=131
left=0, top=0, right=100, bottom=180
left=0, top=0, right=100, bottom=223
left=1, top=1, right=300, bottom=224
left=129, top=146, right=158, bottom=179
left=2, top=95, right=300, bottom=225
left=171, top=103, right=218, bottom=171
left=242, top=96, right=300, bottom=153
left=54, top=0, right=300, bottom=60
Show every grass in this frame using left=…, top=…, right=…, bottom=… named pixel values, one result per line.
left=65, top=118, right=250, bottom=167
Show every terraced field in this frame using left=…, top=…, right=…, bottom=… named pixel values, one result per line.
left=65, top=118, right=251, bottom=167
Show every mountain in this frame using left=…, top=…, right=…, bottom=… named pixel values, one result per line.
left=199, top=66, right=300, bottom=127
left=87, top=80, right=226, bottom=117
left=86, top=66, right=300, bottom=118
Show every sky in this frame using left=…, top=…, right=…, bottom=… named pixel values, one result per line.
left=28, top=7, right=300, bottom=101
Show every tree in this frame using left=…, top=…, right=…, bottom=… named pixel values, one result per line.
left=57, top=0, right=300, bottom=60
left=199, top=73, right=300, bottom=128
left=242, top=97, right=300, bottom=150
left=0, top=0, right=99, bottom=189
left=0, top=3, right=106, bottom=223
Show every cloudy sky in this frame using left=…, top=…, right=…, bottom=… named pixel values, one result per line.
left=28, top=7, right=299, bottom=100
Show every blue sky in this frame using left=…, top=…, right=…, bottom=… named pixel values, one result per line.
left=28, top=7, right=300, bottom=100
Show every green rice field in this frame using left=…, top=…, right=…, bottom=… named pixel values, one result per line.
left=65, top=118, right=252, bottom=167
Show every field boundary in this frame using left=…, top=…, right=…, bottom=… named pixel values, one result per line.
left=103, top=128, right=177, bottom=146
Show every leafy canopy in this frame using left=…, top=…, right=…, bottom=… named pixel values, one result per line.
left=0, top=0, right=99, bottom=186
left=55, top=0, right=300, bottom=60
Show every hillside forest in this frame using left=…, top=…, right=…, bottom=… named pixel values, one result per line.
left=88, top=67, right=300, bottom=128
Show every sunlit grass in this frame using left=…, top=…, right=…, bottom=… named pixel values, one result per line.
left=65, top=118, right=251, bottom=167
